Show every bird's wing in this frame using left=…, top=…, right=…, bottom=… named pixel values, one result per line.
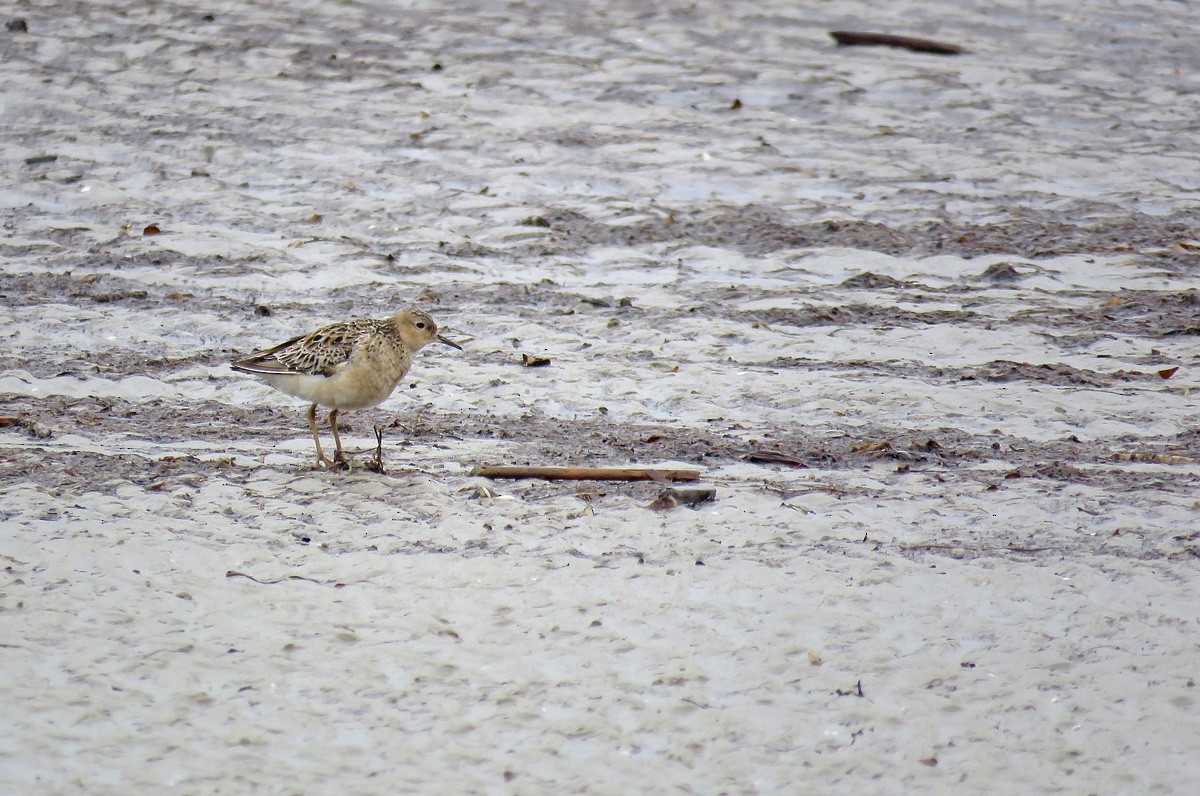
left=231, top=319, right=376, bottom=377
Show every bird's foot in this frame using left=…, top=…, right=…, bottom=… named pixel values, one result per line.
left=315, top=454, right=349, bottom=471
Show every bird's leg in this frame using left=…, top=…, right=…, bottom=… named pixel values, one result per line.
left=329, top=408, right=348, bottom=467
left=307, top=403, right=332, bottom=468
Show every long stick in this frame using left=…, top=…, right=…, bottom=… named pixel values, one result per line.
left=472, top=465, right=701, bottom=482
left=829, top=31, right=964, bottom=55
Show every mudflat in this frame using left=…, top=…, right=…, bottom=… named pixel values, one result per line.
left=2, top=1, right=1198, bottom=792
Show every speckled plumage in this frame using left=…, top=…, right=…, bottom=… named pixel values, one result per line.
left=231, top=308, right=461, bottom=467
left=253, top=318, right=391, bottom=378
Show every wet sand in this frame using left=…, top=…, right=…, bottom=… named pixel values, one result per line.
left=2, top=1, right=1199, bottom=792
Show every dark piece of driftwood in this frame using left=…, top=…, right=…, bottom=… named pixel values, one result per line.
left=649, top=487, right=717, bottom=510
left=473, top=465, right=701, bottom=482
left=742, top=449, right=807, bottom=468
left=829, top=31, right=964, bottom=55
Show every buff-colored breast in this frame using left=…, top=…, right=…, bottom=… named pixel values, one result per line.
left=259, top=335, right=413, bottom=410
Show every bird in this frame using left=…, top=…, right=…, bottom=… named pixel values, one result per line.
left=231, top=308, right=461, bottom=468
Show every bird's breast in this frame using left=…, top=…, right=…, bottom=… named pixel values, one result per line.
left=260, top=342, right=411, bottom=409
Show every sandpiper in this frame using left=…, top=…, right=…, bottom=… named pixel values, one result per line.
left=231, top=308, right=461, bottom=468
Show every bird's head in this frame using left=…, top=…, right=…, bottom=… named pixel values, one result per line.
left=393, top=309, right=463, bottom=352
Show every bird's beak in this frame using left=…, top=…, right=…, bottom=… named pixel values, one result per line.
left=437, top=335, right=463, bottom=350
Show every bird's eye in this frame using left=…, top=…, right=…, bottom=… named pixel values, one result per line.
left=415, top=321, right=427, bottom=329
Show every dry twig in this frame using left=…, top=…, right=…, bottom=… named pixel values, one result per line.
left=473, top=465, right=701, bottom=482
left=830, top=30, right=964, bottom=55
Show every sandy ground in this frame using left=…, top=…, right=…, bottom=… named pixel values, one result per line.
left=3, top=0, right=1200, bottom=792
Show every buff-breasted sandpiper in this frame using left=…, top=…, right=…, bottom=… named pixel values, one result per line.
left=231, top=308, right=461, bottom=467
